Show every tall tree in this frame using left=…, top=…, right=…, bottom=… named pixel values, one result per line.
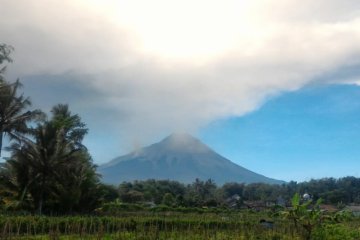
left=3, top=104, right=99, bottom=214
left=0, top=79, right=42, bottom=156
left=0, top=44, right=42, bottom=156
left=0, top=44, right=13, bottom=80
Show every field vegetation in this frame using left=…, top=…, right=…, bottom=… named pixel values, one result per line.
left=0, top=206, right=359, bottom=240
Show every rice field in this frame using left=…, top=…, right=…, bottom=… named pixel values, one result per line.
left=1, top=211, right=359, bottom=240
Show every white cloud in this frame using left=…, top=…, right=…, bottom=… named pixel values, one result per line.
left=1, top=0, right=360, bottom=145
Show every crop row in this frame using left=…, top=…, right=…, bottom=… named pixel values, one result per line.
left=0, top=213, right=359, bottom=239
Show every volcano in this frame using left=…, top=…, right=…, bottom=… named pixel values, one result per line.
left=98, top=133, right=284, bottom=185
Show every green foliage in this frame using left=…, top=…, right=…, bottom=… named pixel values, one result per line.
left=0, top=44, right=43, bottom=157
left=281, top=193, right=324, bottom=239
left=279, top=193, right=357, bottom=240
left=0, top=79, right=43, bottom=157
left=120, top=190, right=144, bottom=203
left=221, top=182, right=245, bottom=198
left=0, top=104, right=100, bottom=214
left=312, top=224, right=360, bottom=240
left=162, top=193, right=175, bottom=206
left=97, top=184, right=119, bottom=203
left=0, top=212, right=359, bottom=239
left=112, top=177, right=360, bottom=209
left=97, top=199, right=144, bottom=214
left=0, top=43, right=13, bottom=78
left=185, top=179, right=217, bottom=206
left=118, top=179, right=186, bottom=204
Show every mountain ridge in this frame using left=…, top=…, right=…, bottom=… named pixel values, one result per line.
left=98, top=133, right=284, bottom=185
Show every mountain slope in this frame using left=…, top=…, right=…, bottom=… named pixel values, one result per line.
left=98, top=133, right=284, bottom=185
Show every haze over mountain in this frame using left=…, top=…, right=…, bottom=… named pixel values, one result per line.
left=98, top=133, right=283, bottom=185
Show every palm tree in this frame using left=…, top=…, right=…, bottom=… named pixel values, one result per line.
left=0, top=79, right=42, bottom=157
left=0, top=44, right=13, bottom=80
left=50, top=104, right=88, bottom=146
left=0, top=44, right=41, bottom=156
left=2, top=104, right=98, bottom=214
left=8, top=123, right=67, bottom=214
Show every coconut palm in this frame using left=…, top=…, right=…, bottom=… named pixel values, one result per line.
left=0, top=44, right=13, bottom=80
left=50, top=104, right=88, bottom=146
left=0, top=79, right=42, bottom=157
left=7, top=122, right=69, bottom=214
left=0, top=44, right=41, bottom=156
left=2, top=104, right=98, bottom=214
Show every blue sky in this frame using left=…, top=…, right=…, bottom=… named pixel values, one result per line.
left=200, top=84, right=360, bottom=182
left=2, top=1, right=360, bottom=182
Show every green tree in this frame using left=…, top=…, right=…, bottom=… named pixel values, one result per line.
left=2, top=104, right=99, bottom=214
left=0, top=44, right=42, bottom=157
left=120, top=190, right=144, bottom=203
left=162, top=193, right=175, bottom=206
left=97, top=184, right=119, bottom=203
left=0, top=79, right=43, bottom=157
left=185, top=179, right=217, bottom=207
left=50, top=150, right=100, bottom=213
left=0, top=44, right=13, bottom=80
left=281, top=193, right=323, bottom=240
left=221, top=182, right=245, bottom=199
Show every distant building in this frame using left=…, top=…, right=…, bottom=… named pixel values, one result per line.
left=345, top=205, right=360, bottom=217
left=143, top=201, right=156, bottom=208
left=243, top=200, right=267, bottom=211
left=225, top=194, right=241, bottom=208
left=302, top=193, right=311, bottom=201
left=319, top=204, right=338, bottom=213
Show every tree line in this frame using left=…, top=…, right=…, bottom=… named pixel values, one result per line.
left=109, top=177, right=360, bottom=208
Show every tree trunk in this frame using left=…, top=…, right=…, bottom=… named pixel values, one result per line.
left=38, top=190, right=43, bottom=215
left=0, top=131, right=3, bottom=157
left=38, top=175, right=46, bottom=215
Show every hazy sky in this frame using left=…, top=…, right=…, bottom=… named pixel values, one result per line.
left=1, top=0, right=360, bottom=181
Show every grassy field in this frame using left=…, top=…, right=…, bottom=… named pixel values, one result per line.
left=1, top=211, right=359, bottom=240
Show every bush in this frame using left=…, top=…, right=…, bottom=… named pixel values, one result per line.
left=97, top=200, right=144, bottom=214
left=312, top=224, right=360, bottom=240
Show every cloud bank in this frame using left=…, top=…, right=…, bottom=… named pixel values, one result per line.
left=1, top=0, right=360, bottom=145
